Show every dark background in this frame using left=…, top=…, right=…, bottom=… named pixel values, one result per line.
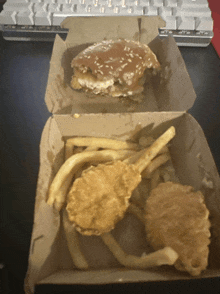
left=0, top=1, right=220, bottom=293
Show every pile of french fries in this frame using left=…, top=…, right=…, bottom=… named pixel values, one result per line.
left=47, top=126, right=179, bottom=270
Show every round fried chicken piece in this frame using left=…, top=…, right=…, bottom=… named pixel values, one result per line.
left=65, top=127, right=175, bottom=236
left=145, top=182, right=211, bottom=276
left=71, top=39, right=160, bottom=97
left=66, top=161, right=141, bottom=235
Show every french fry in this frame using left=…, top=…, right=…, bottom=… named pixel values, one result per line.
left=65, top=141, right=74, bottom=161
left=66, top=137, right=139, bottom=150
left=124, top=146, right=169, bottom=165
left=62, top=209, right=89, bottom=270
left=134, top=126, right=175, bottom=173
left=65, top=145, right=86, bottom=161
left=141, top=153, right=171, bottom=179
left=47, top=149, right=136, bottom=211
left=101, top=232, right=179, bottom=268
left=74, top=147, right=100, bottom=178
left=150, top=168, right=161, bottom=190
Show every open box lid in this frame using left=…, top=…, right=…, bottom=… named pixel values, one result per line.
left=45, top=16, right=196, bottom=114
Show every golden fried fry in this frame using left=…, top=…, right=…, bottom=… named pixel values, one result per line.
left=124, top=146, right=169, bottom=165
left=66, top=137, right=139, bottom=150
left=47, top=149, right=136, bottom=211
left=142, top=153, right=171, bottom=179
left=101, top=232, right=178, bottom=268
left=74, top=147, right=100, bottom=178
left=134, top=126, right=175, bottom=173
left=65, top=141, right=74, bottom=161
left=62, top=209, right=89, bottom=270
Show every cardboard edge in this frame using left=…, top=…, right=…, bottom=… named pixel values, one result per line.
left=184, top=114, right=220, bottom=267
left=24, top=117, right=64, bottom=294
left=151, top=35, right=197, bottom=112
left=139, top=16, right=166, bottom=44
left=45, top=35, right=67, bottom=114
left=37, top=268, right=220, bottom=285
left=61, top=16, right=140, bottom=47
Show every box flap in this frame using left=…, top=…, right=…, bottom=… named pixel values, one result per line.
left=44, top=16, right=196, bottom=114
left=61, top=16, right=166, bottom=47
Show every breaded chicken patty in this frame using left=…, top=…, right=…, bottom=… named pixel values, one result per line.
left=145, top=181, right=211, bottom=276
left=66, top=161, right=141, bottom=235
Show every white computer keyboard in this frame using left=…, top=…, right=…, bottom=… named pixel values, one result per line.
left=0, top=0, right=213, bottom=46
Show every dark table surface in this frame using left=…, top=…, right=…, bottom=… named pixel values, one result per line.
left=0, top=9, right=220, bottom=294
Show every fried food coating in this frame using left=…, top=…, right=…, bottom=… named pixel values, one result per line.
left=66, top=161, right=141, bottom=235
left=145, top=182, right=211, bottom=276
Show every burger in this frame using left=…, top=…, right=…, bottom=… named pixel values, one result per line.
left=70, top=39, right=160, bottom=97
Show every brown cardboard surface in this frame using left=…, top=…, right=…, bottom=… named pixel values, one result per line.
left=25, top=112, right=220, bottom=294
left=44, top=16, right=196, bottom=115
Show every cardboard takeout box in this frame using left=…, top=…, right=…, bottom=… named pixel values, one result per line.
left=25, top=16, right=220, bottom=294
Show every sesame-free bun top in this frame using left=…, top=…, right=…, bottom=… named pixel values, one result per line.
left=71, top=39, right=160, bottom=97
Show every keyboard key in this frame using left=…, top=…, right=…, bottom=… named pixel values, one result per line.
left=130, top=6, right=144, bottom=14
left=164, top=0, right=178, bottom=7
left=0, top=10, right=17, bottom=25
left=113, top=5, right=120, bottom=13
left=48, top=4, right=62, bottom=12
left=56, top=0, right=70, bottom=3
left=43, top=0, right=58, bottom=2
left=93, top=0, right=99, bottom=6
left=137, top=0, right=150, bottom=7
left=151, top=0, right=163, bottom=7
left=120, top=6, right=129, bottom=14
left=177, top=16, right=195, bottom=30
left=35, top=11, right=51, bottom=25
left=5, top=0, right=29, bottom=3
left=4, top=3, right=33, bottom=12
left=65, top=0, right=77, bottom=3
left=99, top=5, right=105, bottom=13
left=76, top=4, right=87, bottom=15
left=145, top=6, right=158, bottom=15
left=181, top=0, right=208, bottom=8
left=195, top=16, right=213, bottom=31
left=101, top=6, right=113, bottom=14
left=159, top=7, right=172, bottom=16
left=17, top=11, right=34, bottom=25
left=62, top=4, right=75, bottom=12
left=86, top=4, right=92, bottom=12
left=33, top=3, right=48, bottom=12
left=173, top=7, right=212, bottom=18
left=121, top=0, right=126, bottom=7
left=90, top=5, right=101, bottom=13
left=24, top=0, right=42, bottom=2
left=108, top=0, right=113, bottom=7
left=163, top=16, right=176, bottom=29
